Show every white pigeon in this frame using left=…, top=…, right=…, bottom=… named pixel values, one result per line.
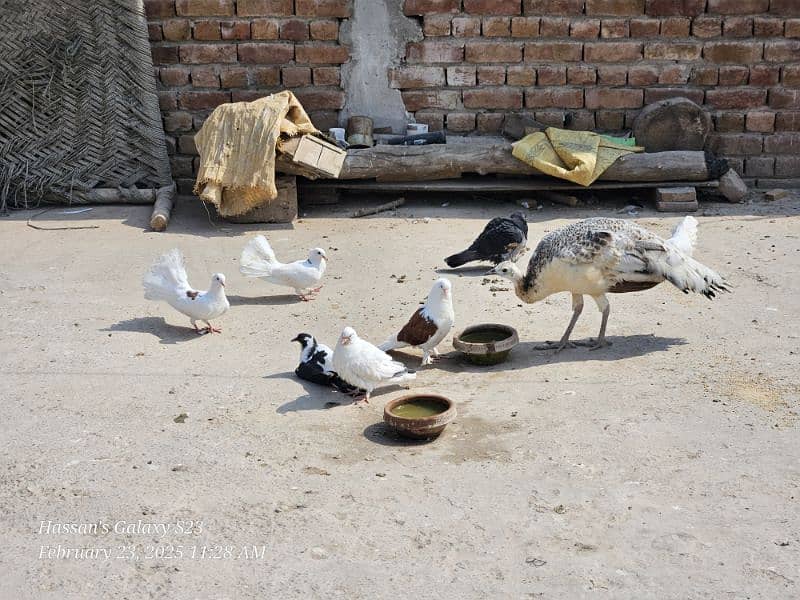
left=379, top=278, right=455, bottom=366
left=489, top=216, right=729, bottom=351
left=143, top=249, right=229, bottom=334
left=332, top=326, right=417, bottom=403
left=239, top=235, right=327, bottom=301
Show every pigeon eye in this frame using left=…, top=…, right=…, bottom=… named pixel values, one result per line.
left=502, top=268, right=508, bottom=273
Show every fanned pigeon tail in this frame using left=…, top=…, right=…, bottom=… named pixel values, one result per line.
left=379, top=333, right=407, bottom=352
left=240, top=235, right=277, bottom=277
left=445, top=249, right=480, bottom=268
left=143, top=249, right=190, bottom=301
left=390, top=370, right=417, bottom=384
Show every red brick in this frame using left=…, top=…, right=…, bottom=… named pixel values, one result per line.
left=406, top=41, right=464, bottom=63
left=597, top=65, right=628, bottom=85
left=148, top=23, right=163, bottom=42
left=464, top=88, right=523, bottom=109
left=193, top=20, right=221, bottom=40
left=452, top=17, right=482, bottom=36
left=310, top=20, right=339, bottom=40
left=707, top=0, right=769, bottom=15
left=464, top=0, right=522, bottom=15
left=595, top=110, right=625, bottom=130
left=145, top=0, right=175, bottom=18
left=718, top=65, right=749, bottom=86
left=170, top=155, right=194, bottom=177
left=178, top=90, right=230, bottom=110
left=524, top=41, right=583, bottom=61
left=645, top=0, right=704, bottom=16
left=478, top=65, right=507, bottom=85
left=754, top=17, right=785, bottom=37
left=540, top=17, right=570, bottom=36
left=706, top=133, right=762, bottom=156
left=251, top=19, right=279, bottom=39
left=295, top=0, right=351, bottom=17
left=295, top=44, right=350, bottom=64
left=644, top=87, right=704, bottom=104
left=221, top=21, right=251, bottom=40
left=658, top=64, right=690, bottom=84
left=601, top=19, right=629, bottom=38
left=389, top=66, right=447, bottom=88
left=586, top=88, right=644, bottom=108
left=744, top=156, right=774, bottom=177
left=629, top=18, right=660, bottom=36
left=511, top=17, right=539, bottom=37
left=746, top=111, right=775, bottom=132
left=483, top=16, right=511, bottom=36
left=447, top=65, right=477, bottom=86
left=784, top=65, right=800, bottom=86
left=294, top=89, right=345, bottom=110
left=313, top=66, right=340, bottom=85
left=414, top=110, right=445, bottom=131
left=775, top=156, right=800, bottom=177
left=536, top=65, right=566, bottom=85
left=776, top=112, right=800, bottom=130
left=424, top=15, right=452, bottom=36
left=403, top=0, right=459, bottom=14
left=238, top=42, right=294, bottom=64
left=162, top=19, right=191, bottom=41
left=535, top=110, right=568, bottom=126
left=466, top=41, right=522, bottom=63
left=280, top=19, right=309, bottom=41
left=644, top=42, right=701, bottom=60
left=569, top=110, right=597, bottom=130
left=523, top=0, right=584, bottom=15
left=177, top=133, right=197, bottom=154
left=281, top=66, right=312, bottom=87
left=525, top=88, right=583, bottom=108
left=220, top=67, right=248, bottom=87
left=160, top=66, right=191, bottom=86
left=770, top=0, right=800, bottom=16
left=763, top=132, right=800, bottom=153
left=251, top=66, right=280, bottom=85
left=585, top=41, right=643, bottom=61
left=477, top=113, right=506, bottom=133
left=692, top=17, right=722, bottom=38
left=568, top=65, right=597, bottom=85
left=401, top=90, right=461, bottom=111
left=628, top=65, right=659, bottom=85
left=689, top=65, right=718, bottom=86
left=723, top=17, right=753, bottom=38
left=715, top=112, right=745, bottom=132
left=237, top=0, right=292, bottom=15
left=765, top=41, right=800, bottom=62
left=152, top=46, right=179, bottom=65
left=585, top=0, right=644, bottom=16
left=232, top=89, right=274, bottom=102
left=570, top=19, right=601, bottom=38
left=786, top=20, right=800, bottom=37
left=507, top=65, right=535, bottom=85
left=706, top=88, right=767, bottom=109
left=703, top=41, right=763, bottom=63
left=447, top=112, right=477, bottom=132
left=176, top=0, right=233, bottom=16
left=749, top=65, right=780, bottom=86
left=769, top=89, right=800, bottom=109
left=180, top=44, right=237, bottom=63
left=660, top=17, right=690, bottom=37
left=191, top=66, right=219, bottom=87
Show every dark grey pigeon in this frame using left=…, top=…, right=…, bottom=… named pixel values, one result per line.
left=445, top=211, right=528, bottom=268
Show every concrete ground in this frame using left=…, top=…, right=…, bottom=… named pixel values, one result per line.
left=1, top=192, right=798, bottom=599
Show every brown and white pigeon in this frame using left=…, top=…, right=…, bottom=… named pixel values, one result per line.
left=379, top=278, right=455, bottom=366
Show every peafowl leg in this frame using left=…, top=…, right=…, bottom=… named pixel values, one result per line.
left=589, top=294, right=612, bottom=350
left=535, top=294, right=583, bottom=352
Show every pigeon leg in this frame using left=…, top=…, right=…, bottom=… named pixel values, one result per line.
left=421, top=350, right=433, bottom=366
left=310, top=284, right=324, bottom=293
left=588, top=294, right=612, bottom=350
left=534, top=294, right=584, bottom=351
left=204, top=321, right=222, bottom=334
left=192, top=320, right=202, bottom=334
left=352, top=390, right=370, bottom=404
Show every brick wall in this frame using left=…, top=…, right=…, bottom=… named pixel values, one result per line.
left=146, top=1, right=800, bottom=191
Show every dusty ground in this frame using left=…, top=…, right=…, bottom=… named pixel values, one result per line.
left=1, top=192, right=798, bottom=599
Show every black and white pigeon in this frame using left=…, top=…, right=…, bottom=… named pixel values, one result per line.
left=444, top=211, right=528, bottom=268
left=291, top=333, right=358, bottom=394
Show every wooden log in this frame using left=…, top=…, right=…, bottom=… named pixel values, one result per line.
left=338, top=140, right=713, bottom=183
left=150, top=183, right=176, bottom=231
left=43, top=188, right=157, bottom=204
left=350, top=198, right=405, bottom=218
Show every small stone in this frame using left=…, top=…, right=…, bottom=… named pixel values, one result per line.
left=310, top=547, right=328, bottom=559
left=554, top=504, right=566, bottom=514
left=171, top=464, right=188, bottom=472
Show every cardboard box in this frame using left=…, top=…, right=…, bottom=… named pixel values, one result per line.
left=278, top=134, right=345, bottom=179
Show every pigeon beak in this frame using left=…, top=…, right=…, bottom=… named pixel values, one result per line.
left=291, top=335, right=300, bottom=343
left=220, top=281, right=225, bottom=287
left=341, top=336, right=351, bottom=345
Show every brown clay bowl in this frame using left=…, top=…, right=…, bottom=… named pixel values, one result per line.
left=452, top=323, right=519, bottom=365
left=383, top=394, right=456, bottom=440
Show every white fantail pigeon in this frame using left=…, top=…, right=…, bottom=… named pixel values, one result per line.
left=240, top=235, right=327, bottom=301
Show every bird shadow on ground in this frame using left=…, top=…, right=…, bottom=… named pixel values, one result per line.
left=227, top=294, right=301, bottom=306
left=435, top=265, right=494, bottom=277
left=428, top=334, right=687, bottom=372
left=267, top=372, right=356, bottom=412
left=363, top=422, right=435, bottom=447
left=102, top=317, right=204, bottom=345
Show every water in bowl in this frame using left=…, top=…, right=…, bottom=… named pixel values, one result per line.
left=460, top=329, right=510, bottom=344
left=391, top=397, right=448, bottom=419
